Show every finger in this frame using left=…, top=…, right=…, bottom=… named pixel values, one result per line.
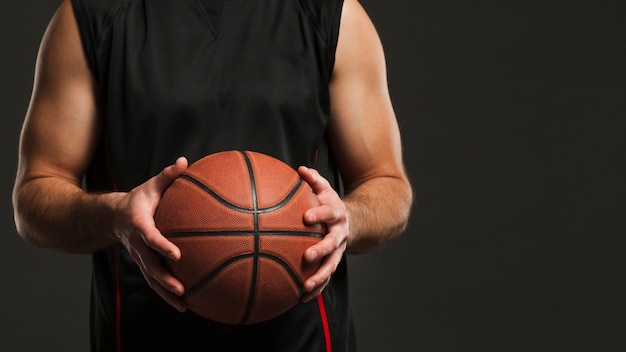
left=304, top=242, right=345, bottom=292
left=137, top=249, right=187, bottom=312
left=305, top=227, right=347, bottom=263
left=298, top=166, right=332, bottom=195
left=150, top=157, right=189, bottom=195
left=134, top=214, right=181, bottom=261
left=144, top=274, right=187, bottom=313
left=146, top=256, right=186, bottom=297
left=301, top=275, right=331, bottom=303
left=303, top=204, right=342, bottom=226
left=301, top=244, right=344, bottom=303
left=129, top=243, right=186, bottom=299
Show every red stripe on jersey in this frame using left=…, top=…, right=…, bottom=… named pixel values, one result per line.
left=317, top=295, right=332, bottom=352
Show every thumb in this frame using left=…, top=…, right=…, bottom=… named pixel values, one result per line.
left=151, top=157, right=189, bottom=194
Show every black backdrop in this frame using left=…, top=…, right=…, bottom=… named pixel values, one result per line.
left=2, top=1, right=625, bottom=351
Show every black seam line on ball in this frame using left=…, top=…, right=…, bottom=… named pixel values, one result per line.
left=179, top=175, right=304, bottom=214
left=257, top=252, right=305, bottom=294
left=164, top=230, right=325, bottom=238
left=182, top=252, right=255, bottom=299
left=241, top=151, right=259, bottom=324
left=182, top=252, right=305, bottom=299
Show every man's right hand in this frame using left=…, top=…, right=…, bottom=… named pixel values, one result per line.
left=110, top=157, right=189, bottom=313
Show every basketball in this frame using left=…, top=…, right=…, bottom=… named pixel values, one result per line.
left=154, top=150, right=326, bottom=325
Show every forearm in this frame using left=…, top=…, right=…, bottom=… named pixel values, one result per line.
left=343, top=176, right=413, bottom=255
left=13, top=177, right=120, bottom=254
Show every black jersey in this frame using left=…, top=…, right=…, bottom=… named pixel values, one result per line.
left=71, top=0, right=355, bottom=351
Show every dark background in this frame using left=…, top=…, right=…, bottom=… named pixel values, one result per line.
left=2, top=0, right=625, bottom=351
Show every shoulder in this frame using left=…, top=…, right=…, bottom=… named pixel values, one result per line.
left=333, top=0, right=386, bottom=79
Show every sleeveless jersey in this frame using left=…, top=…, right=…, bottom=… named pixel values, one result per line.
left=70, top=0, right=355, bottom=351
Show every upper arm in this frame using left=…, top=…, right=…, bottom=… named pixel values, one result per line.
left=328, top=0, right=407, bottom=192
left=16, top=0, right=101, bottom=187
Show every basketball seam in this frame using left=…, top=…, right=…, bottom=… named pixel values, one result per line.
left=183, top=252, right=305, bottom=299
left=242, top=150, right=260, bottom=325
left=182, top=252, right=253, bottom=299
left=179, top=174, right=304, bottom=214
left=165, top=230, right=324, bottom=238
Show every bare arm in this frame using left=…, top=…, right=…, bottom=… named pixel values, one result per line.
left=300, top=0, right=412, bottom=300
left=13, top=0, right=112, bottom=253
left=12, top=0, right=187, bottom=311
left=327, top=0, right=413, bottom=254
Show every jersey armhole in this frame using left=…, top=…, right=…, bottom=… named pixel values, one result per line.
left=296, top=0, right=345, bottom=77
left=70, top=0, right=125, bottom=73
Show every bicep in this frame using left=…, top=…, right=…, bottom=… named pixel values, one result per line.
left=17, top=0, right=101, bottom=185
left=328, top=0, right=406, bottom=192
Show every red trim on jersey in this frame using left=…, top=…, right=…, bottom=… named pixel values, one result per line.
left=115, top=245, right=122, bottom=352
left=317, top=295, right=332, bottom=352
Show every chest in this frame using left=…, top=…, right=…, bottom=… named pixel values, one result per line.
left=102, top=0, right=325, bottom=119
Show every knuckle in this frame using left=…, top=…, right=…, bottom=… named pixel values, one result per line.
left=331, top=207, right=340, bottom=220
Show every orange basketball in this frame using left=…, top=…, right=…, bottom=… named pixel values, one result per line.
left=154, top=150, right=325, bottom=324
